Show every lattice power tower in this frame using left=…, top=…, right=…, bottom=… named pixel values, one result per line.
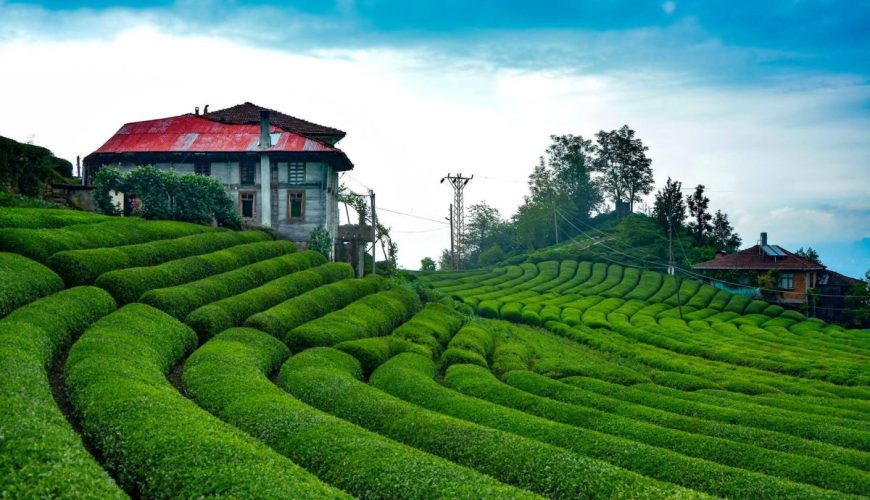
left=441, top=173, right=473, bottom=270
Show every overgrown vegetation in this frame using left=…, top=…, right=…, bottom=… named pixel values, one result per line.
left=0, top=135, right=73, bottom=197
left=94, top=165, right=241, bottom=228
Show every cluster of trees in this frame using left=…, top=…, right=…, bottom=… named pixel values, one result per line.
left=423, top=125, right=746, bottom=272
left=652, top=178, right=741, bottom=253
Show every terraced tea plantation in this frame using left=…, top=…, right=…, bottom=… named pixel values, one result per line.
left=2, top=207, right=868, bottom=499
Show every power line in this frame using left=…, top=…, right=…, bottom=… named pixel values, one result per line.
left=378, top=207, right=449, bottom=225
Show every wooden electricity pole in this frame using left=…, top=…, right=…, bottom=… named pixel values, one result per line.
left=370, top=189, right=377, bottom=275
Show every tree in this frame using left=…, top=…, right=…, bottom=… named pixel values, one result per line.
left=845, top=271, right=870, bottom=327
left=795, top=247, right=822, bottom=265
left=437, top=249, right=453, bottom=270
left=542, top=134, right=602, bottom=222
left=307, top=227, right=332, bottom=258
left=652, top=177, right=686, bottom=230
left=710, top=210, right=742, bottom=252
left=463, top=202, right=504, bottom=263
left=686, top=184, right=712, bottom=245
left=593, top=125, right=653, bottom=215
left=478, top=244, right=506, bottom=267
left=420, top=257, right=436, bottom=271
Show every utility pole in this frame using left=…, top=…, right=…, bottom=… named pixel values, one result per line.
left=668, top=214, right=683, bottom=319
left=369, top=190, right=377, bottom=275
left=440, top=173, right=473, bottom=270
left=447, top=204, right=454, bottom=270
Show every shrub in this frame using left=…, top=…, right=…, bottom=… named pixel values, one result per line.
left=0, top=287, right=120, bottom=497
left=185, top=262, right=354, bottom=340
left=375, top=354, right=843, bottom=499
left=64, top=304, right=344, bottom=498
left=478, top=299, right=501, bottom=318
left=244, top=275, right=386, bottom=338
left=0, top=252, right=64, bottom=317
left=182, top=328, right=533, bottom=499
left=0, top=218, right=216, bottom=262
left=140, top=250, right=325, bottom=319
left=499, top=302, right=524, bottom=322
left=336, top=336, right=431, bottom=375
left=440, top=347, right=488, bottom=369
left=280, top=348, right=692, bottom=499
left=0, top=207, right=112, bottom=229
left=391, top=302, right=465, bottom=353
left=47, top=230, right=269, bottom=286
left=448, top=323, right=496, bottom=358
left=306, top=226, right=332, bottom=258
left=96, top=240, right=295, bottom=304
left=285, top=287, right=422, bottom=351
left=491, top=342, right=531, bottom=376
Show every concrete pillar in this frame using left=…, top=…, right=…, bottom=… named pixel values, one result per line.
left=260, top=154, right=271, bottom=227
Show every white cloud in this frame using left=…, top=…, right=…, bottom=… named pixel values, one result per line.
left=0, top=19, right=867, bottom=272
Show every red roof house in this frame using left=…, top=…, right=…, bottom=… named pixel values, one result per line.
left=84, top=103, right=353, bottom=249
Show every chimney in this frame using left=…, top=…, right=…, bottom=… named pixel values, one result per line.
left=259, top=110, right=271, bottom=148
left=195, top=106, right=200, bottom=115
left=760, top=232, right=768, bottom=246
left=204, top=104, right=209, bottom=114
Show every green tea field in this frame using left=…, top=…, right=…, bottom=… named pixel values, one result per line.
left=1, top=207, right=868, bottom=499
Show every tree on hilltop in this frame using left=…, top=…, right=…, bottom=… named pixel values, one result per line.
left=593, top=125, right=653, bottom=215
left=710, top=210, right=741, bottom=252
left=686, top=184, right=712, bottom=245
left=652, top=177, right=686, bottom=230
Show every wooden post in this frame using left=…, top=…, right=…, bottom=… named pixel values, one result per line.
left=370, top=190, right=377, bottom=275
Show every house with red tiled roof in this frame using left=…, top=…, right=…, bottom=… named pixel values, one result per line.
left=693, top=232, right=824, bottom=305
left=84, top=103, right=353, bottom=250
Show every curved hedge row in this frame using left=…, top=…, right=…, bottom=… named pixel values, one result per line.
left=96, top=240, right=296, bottom=304
left=183, top=328, right=533, bottom=499
left=440, top=322, right=496, bottom=370
left=446, top=364, right=869, bottom=496
left=390, top=301, right=465, bottom=353
left=0, top=252, right=64, bottom=317
left=373, top=353, right=847, bottom=499
left=0, top=287, right=121, bottom=498
left=0, top=208, right=112, bottom=229
left=245, top=275, right=386, bottom=338
left=47, top=230, right=269, bottom=286
left=285, top=287, right=422, bottom=352
left=139, top=250, right=325, bottom=319
left=0, top=218, right=216, bottom=262
left=64, top=304, right=346, bottom=498
left=185, top=262, right=354, bottom=340
left=280, top=347, right=697, bottom=499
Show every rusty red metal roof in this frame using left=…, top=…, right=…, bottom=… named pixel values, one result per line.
left=694, top=244, right=825, bottom=271
left=203, top=102, right=345, bottom=143
left=93, top=114, right=343, bottom=154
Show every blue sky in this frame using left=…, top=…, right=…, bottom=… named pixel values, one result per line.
left=1, top=0, right=868, bottom=274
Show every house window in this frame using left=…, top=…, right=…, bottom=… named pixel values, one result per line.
left=194, top=163, right=211, bottom=176
left=240, top=164, right=256, bottom=185
left=288, top=162, right=306, bottom=184
left=778, top=272, right=794, bottom=290
left=240, top=192, right=256, bottom=219
left=288, top=190, right=304, bottom=221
